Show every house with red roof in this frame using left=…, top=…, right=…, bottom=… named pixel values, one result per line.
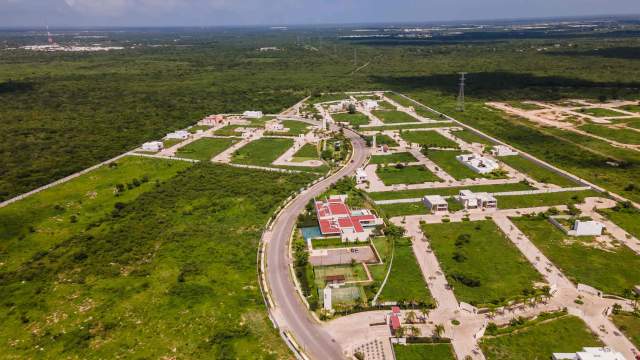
left=315, top=195, right=383, bottom=242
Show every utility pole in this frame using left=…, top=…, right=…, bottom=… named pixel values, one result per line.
left=353, top=48, right=357, bottom=66
left=457, top=72, right=467, bottom=112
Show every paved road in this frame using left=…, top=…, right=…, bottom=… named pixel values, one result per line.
left=264, top=126, right=368, bottom=360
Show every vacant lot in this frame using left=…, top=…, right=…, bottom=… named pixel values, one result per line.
left=611, top=312, right=640, bottom=348
left=373, top=110, right=418, bottom=124
left=0, top=156, right=191, bottom=272
left=507, top=101, right=545, bottom=111
left=368, top=182, right=533, bottom=201
left=333, top=112, right=370, bottom=126
left=401, top=130, right=459, bottom=149
left=292, top=143, right=319, bottom=162
left=617, top=104, right=640, bottom=113
left=394, top=343, right=455, bottom=360
left=0, top=164, right=315, bottom=359
left=232, top=138, right=293, bottom=166
left=176, top=137, right=237, bottom=161
left=364, top=134, right=398, bottom=147
left=377, top=237, right=433, bottom=305
left=512, top=216, right=640, bottom=296
left=481, top=315, right=602, bottom=360
left=578, top=107, right=627, bottom=117
left=451, top=130, right=494, bottom=145
left=425, top=150, right=482, bottom=180
left=499, top=155, right=577, bottom=187
left=369, top=152, right=418, bottom=165
left=385, top=93, right=442, bottom=119
left=279, top=120, right=311, bottom=136
left=363, top=123, right=452, bottom=131
left=578, top=124, right=640, bottom=145
left=376, top=165, right=441, bottom=186
left=600, top=206, right=640, bottom=239
left=496, top=190, right=601, bottom=209
left=379, top=202, right=429, bottom=218
left=422, top=221, right=542, bottom=306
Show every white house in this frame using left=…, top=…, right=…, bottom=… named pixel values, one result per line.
left=141, top=141, right=164, bottom=152
left=361, top=99, right=379, bottom=111
left=355, top=168, right=368, bottom=184
left=457, top=190, right=497, bottom=210
left=423, top=195, right=448, bottom=213
left=571, top=220, right=605, bottom=236
left=456, top=154, right=500, bottom=174
left=165, top=130, right=190, bottom=140
left=552, top=347, right=625, bottom=360
left=243, top=110, right=263, bottom=119
left=491, top=145, right=518, bottom=157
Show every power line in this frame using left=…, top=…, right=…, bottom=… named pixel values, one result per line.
left=457, top=72, right=467, bottom=112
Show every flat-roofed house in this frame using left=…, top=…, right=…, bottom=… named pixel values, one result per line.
left=315, top=195, right=383, bottom=242
left=142, top=141, right=164, bottom=152
left=165, top=130, right=190, bottom=140
left=491, top=145, right=518, bottom=157
left=423, top=195, right=449, bottom=213
left=572, top=220, right=604, bottom=236
left=552, top=347, right=625, bottom=360
left=457, top=190, right=497, bottom=210
left=456, top=153, right=499, bottom=174
left=243, top=110, right=263, bottom=119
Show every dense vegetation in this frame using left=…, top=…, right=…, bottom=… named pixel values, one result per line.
left=0, top=163, right=315, bottom=358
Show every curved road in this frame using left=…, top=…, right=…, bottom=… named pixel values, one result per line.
left=264, top=127, right=368, bottom=360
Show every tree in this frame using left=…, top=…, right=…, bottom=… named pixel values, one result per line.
left=420, top=308, right=431, bottom=322
left=409, top=326, right=421, bottom=337
left=434, top=324, right=445, bottom=338
left=395, top=326, right=406, bottom=339
left=406, top=310, right=417, bottom=324
left=347, top=103, right=357, bottom=114
left=612, top=303, right=622, bottom=315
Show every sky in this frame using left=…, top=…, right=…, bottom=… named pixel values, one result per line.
left=1, top=0, right=639, bottom=27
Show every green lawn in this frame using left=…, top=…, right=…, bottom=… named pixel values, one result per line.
left=379, top=202, right=429, bottom=218
left=376, top=165, right=442, bottom=185
left=163, top=138, right=183, bottom=148
left=578, top=107, right=627, bottom=117
left=496, top=190, right=601, bottom=209
left=481, top=315, right=602, bottom=360
left=176, top=137, right=237, bottom=161
left=369, top=152, right=418, bottom=165
left=333, top=112, right=371, bottom=126
left=425, top=150, right=482, bottom=180
left=363, top=123, right=453, bottom=131
left=600, top=206, right=640, bottom=239
left=0, top=156, right=191, bottom=272
left=451, top=130, right=494, bottom=145
left=394, top=343, right=455, bottom=360
left=373, top=110, right=419, bottom=124
left=401, top=130, right=459, bottom=149
left=314, top=264, right=369, bottom=287
left=213, top=124, right=259, bottom=136
left=611, top=312, right=640, bottom=348
left=499, top=155, right=578, bottom=187
left=292, top=143, right=319, bottom=162
left=272, top=120, right=311, bottom=136
left=368, top=182, right=533, bottom=201
left=512, top=216, right=640, bottom=296
left=617, top=104, right=640, bottom=113
left=422, top=221, right=543, bottom=306
left=188, top=125, right=212, bottom=133
left=377, top=237, right=432, bottom=305
left=231, top=138, right=293, bottom=166
left=364, top=134, right=399, bottom=147
left=0, top=164, right=315, bottom=359
left=507, top=101, right=546, bottom=111
left=311, top=237, right=369, bottom=249
left=578, top=124, right=640, bottom=145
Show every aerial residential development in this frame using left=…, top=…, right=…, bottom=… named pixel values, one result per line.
left=1, top=4, right=640, bottom=360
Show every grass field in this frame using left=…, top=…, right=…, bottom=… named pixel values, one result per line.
left=376, top=165, right=442, bottom=185
left=280, top=120, right=311, bottom=136
left=394, top=343, right=455, bottom=360
left=163, top=138, right=183, bottom=148
left=385, top=93, right=442, bottom=119
left=292, top=143, right=319, bottom=162
left=213, top=125, right=259, bottom=136
left=422, top=221, right=542, bottom=306
left=176, top=137, right=237, bottom=161
left=512, top=216, right=640, bottom=296
left=496, top=190, right=601, bottom=209
left=450, top=130, right=494, bottom=145
left=0, top=163, right=315, bottom=359
left=617, top=104, right=640, bottom=113
left=333, top=112, right=371, bottom=126
left=364, top=134, right=399, bottom=147
left=232, top=138, right=293, bottom=166
left=368, top=182, right=533, bottom=201
left=373, top=110, right=419, bottom=124
left=578, top=107, right=627, bottom=117
left=188, top=125, right=212, bottom=133
left=379, top=202, right=429, bottom=218
left=481, top=315, right=602, bottom=360
left=578, top=124, right=640, bottom=145
left=362, top=123, right=453, bottom=131
left=400, top=130, right=459, bottom=149
left=425, top=150, right=482, bottom=180
left=311, top=237, right=369, bottom=249
left=498, top=155, right=578, bottom=187
left=377, top=237, right=433, bottom=305
left=507, top=101, right=546, bottom=111
left=611, top=312, right=640, bottom=348
left=0, top=156, right=191, bottom=272
left=600, top=207, right=640, bottom=239
left=314, top=264, right=369, bottom=287
left=369, top=152, right=418, bottom=165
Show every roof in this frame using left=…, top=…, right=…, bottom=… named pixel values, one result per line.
left=316, top=196, right=379, bottom=236
left=424, top=195, right=447, bottom=205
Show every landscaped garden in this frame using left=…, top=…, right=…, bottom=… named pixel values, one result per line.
left=369, top=152, right=418, bottom=165
left=422, top=220, right=543, bottom=307
left=376, top=164, right=442, bottom=185
left=231, top=138, right=293, bottom=166
left=512, top=215, right=640, bottom=296
left=480, top=315, right=602, bottom=360
left=0, top=156, right=191, bottom=272
left=373, top=110, right=419, bottom=124
left=176, top=137, right=237, bottom=161
left=400, top=130, right=459, bottom=149
left=499, top=155, right=578, bottom=187
left=393, top=343, right=455, bottom=360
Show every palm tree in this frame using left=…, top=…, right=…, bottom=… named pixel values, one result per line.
left=406, top=310, right=417, bottom=324
left=410, top=326, right=421, bottom=337
left=420, top=308, right=431, bottom=323
left=434, top=324, right=445, bottom=338
left=395, top=326, right=406, bottom=339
